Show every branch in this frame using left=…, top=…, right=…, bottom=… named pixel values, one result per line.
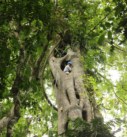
left=86, top=10, right=112, bottom=35
left=0, top=106, right=14, bottom=131
left=41, top=78, right=58, bottom=111
left=40, top=35, right=61, bottom=77
left=113, top=90, right=127, bottom=106
left=43, top=86, right=58, bottom=111
left=86, top=5, right=120, bottom=35
left=31, top=35, right=62, bottom=111
left=95, top=69, right=127, bottom=105
left=54, top=0, right=58, bottom=7
left=114, top=45, right=126, bottom=53
left=6, top=34, right=26, bottom=136
left=32, top=44, right=49, bottom=80
left=112, top=127, right=121, bottom=135
left=38, top=37, right=62, bottom=111
left=106, top=41, right=127, bottom=53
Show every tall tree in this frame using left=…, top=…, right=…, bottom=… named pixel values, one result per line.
left=0, top=0, right=127, bottom=136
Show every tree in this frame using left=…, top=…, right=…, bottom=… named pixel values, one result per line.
left=0, top=0, right=127, bottom=136
left=49, top=48, right=101, bottom=135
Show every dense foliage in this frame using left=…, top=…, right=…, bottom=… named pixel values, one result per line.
left=66, top=118, right=114, bottom=137
left=0, top=0, right=127, bottom=136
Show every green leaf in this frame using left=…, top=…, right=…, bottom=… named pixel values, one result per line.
left=108, top=31, right=112, bottom=39
left=105, top=22, right=111, bottom=28
left=105, top=7, right=111, bottom=12
left=98, top=33, right=105, bottom=45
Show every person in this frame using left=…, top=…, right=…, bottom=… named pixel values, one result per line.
left=63, top=61, right=72, bottom=74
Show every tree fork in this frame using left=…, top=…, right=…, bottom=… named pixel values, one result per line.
left=49, top=48, right=98, bottom=135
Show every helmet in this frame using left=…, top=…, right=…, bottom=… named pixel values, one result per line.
left=67, top=61, right=72, bottom=65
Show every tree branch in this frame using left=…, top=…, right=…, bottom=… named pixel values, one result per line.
left=42, top=84, right=58, bottom=111
left=114, top=45, right=126, bottom=53
left=112, top=127, right=121, bottom=135
left=95, top=69, right=127, bottom=105
left=32, top=44, right=49, bottom=80
left=6, top=35, right=25, bottom=136
left=0, top=106, right=14, bottom=131
left=31, top=36, right=62, bottom=111
left=113, top=90, right=127, bottom=105
left=86, top=6, right=118, bottom=35
left=37, top=37, right=62, bottom=111
left=87, top=12, right=111, bottom=36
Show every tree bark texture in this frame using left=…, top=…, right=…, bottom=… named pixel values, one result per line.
left=0, top=106, right=14, bottom=131
left=49, top=49, right=99, bottom=135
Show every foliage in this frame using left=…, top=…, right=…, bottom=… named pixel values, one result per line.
left=0, top=0, right=127, bottom=136
left=65, top=118, right=114, bottom=137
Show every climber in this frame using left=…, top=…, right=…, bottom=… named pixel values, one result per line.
left=64, top=61, right=72, bottom=74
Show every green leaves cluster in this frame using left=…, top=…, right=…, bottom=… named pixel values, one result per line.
left=65, top=118, right=114, bottom=137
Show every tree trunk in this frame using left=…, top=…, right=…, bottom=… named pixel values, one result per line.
left=49, top=48, right=101, bottom=135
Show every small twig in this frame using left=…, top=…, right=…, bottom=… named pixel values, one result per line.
left=112, top=127, right=121, bottom=135
left=113, top=90, right=127, bottom=105
left=96, top=70, right=127, bottom=105
left=86, top=5, right=118, bottom=36
left=114, top=45, right=126, bottom=53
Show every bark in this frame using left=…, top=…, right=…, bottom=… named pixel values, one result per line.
left=49, top=48, right=100, bottom=135
left=6, top=47, right=24, bottom=137
left=0, top=106, right=14, bottom=131
left=6, top=67, right=22, bottom=137
left=6, top=94, right=20, bottom=137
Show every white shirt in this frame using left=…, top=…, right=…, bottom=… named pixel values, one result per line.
left=64, top=64, right=72, bottom=73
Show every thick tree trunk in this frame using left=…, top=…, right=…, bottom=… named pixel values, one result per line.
left=49, top=48, right=101, bottom=135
